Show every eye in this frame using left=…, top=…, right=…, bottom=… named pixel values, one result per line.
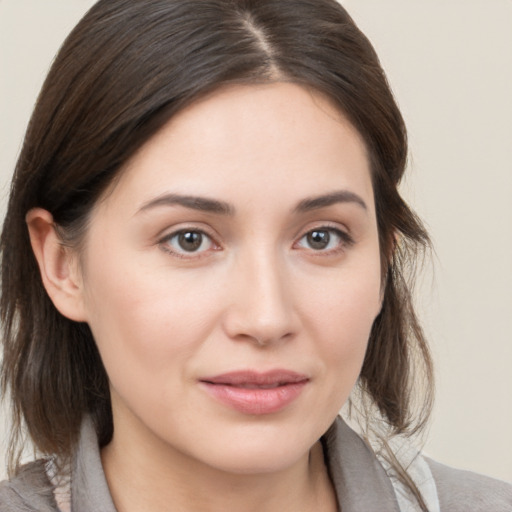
left=161, top=229, right=216, bottom=256
left=295, top=227, right=352, bottom=252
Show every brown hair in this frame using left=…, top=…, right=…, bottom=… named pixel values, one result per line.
left=1, top=0, right=432, bottom=504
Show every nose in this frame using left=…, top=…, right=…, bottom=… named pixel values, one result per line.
left=222, top=248, right=298, bottom=347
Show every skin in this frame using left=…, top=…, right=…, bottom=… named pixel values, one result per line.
left=28, top=82, right=383, bottom=511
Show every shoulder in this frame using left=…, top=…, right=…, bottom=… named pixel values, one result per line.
left=427, top=457, right=512, bottom=512
left=0, top=460, right=58, bottom=512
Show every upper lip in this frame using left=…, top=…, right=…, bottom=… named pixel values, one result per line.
left=200, top=370, right=309, bottom=388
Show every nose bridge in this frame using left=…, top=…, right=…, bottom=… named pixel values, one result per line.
left=225, top=243, right=296, bottom=345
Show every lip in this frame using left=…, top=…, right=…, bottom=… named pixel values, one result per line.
left=199, top=370, right=309, bottom=415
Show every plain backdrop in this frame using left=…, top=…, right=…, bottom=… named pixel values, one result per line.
left=1, top=0, right=511, bottom=482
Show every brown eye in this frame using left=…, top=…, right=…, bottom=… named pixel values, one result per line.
left=163, top=230, right=215, bottom=255
left=306, top=230, right=331, bottom=250
left=178, top=231, right=203, bottom=252
left=296, top=227, right=353, bottom=252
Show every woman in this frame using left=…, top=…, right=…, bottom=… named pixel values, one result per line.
left=0, top=1, right=510, bottom=511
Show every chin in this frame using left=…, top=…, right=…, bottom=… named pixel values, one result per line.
left=206, top=443, right=311, bottom=476
left=188, top=420, right=324, bottom=476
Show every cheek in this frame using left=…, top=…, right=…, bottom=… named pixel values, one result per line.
left=305, top=259, right=382, bottom=339
left=81, top=252, right=223, bottom=379
left=301, top=255, right=382, bottom=387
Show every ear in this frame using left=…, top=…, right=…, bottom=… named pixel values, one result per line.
left=26, top=208, right=88, bottom=322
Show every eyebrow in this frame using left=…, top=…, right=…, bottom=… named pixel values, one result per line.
left=138, top=189, right=367, bottom=217
left=138, top=194, right=234, bottom=215
left=294, top=190, right=368, bottom=213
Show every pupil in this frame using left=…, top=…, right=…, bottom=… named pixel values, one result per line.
left=308, top=230, right=329, bottom=250
left=178, top=232, right=202, bottom=251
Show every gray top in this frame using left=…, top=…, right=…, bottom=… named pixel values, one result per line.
left=1, top=416, right=511, bottom=511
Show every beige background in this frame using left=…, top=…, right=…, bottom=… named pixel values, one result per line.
left=1, top=0, right=511, bottom=482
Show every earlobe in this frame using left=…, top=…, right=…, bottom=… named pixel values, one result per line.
left=26, top=208, right=88, bottom=322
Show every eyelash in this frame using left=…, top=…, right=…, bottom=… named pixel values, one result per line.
left=294, top=226, right=354, bottom=255
left=158, top=225, right=354, bottom=259
left=158, top=228, right=220, bottom=259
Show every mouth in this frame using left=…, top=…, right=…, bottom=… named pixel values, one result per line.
left=199, top=370, right=309, bottom=415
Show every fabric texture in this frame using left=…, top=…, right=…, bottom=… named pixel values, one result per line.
left=369, top=431, right=440, bottom=511
left=427, top=458, right=512, bottom=512
left=1, top=415, right=511, bottom=511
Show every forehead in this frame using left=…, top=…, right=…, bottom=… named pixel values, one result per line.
left=99, top=82, right=374, bottom=216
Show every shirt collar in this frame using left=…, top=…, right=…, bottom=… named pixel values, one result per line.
left=71, top=415, right=399, bottom=512
left=323, top=417, right=400, bottom=512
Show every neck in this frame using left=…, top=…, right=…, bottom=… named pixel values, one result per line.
left=101, top=415, right=337, bottom=512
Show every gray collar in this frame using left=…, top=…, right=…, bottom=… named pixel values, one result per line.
left=323, top=418, right=400, bottom=511
left=71, top=417, right=117, bottom=512
left=71, top=416, right=399, bottom=512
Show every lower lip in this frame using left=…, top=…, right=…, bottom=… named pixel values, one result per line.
left=200, top=381, right=308, bottom=415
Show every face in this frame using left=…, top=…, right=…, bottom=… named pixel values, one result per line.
left=76, top=83, right=382, bottom=474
